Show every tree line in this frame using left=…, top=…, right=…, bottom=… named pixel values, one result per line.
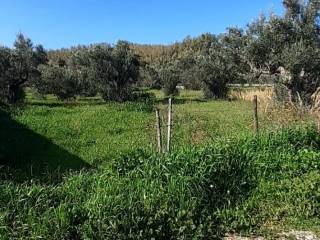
left=1, top=0, right=320, bottom=105
left=0, top=38, right=140, bottom=103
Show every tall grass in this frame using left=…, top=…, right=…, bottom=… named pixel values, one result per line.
left=229, top=86, right=320, bottom=132
left=229, top=86, right=273, bottom=112
left=1, top=126, right=320, bottom=239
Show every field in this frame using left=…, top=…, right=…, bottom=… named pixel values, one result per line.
left=1, top=88, right=320, bottom=239
left=4, top=88, right=313, bottom=169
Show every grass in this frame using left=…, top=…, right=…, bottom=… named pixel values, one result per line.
left=0, top=88, right=319, bottom=238
left=1, top=126, right=320, bottom=239
left=2, top=89, right=265, bottom=171
left=19, top=104, right=154, bottom=163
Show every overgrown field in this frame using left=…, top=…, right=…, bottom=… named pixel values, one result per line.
left=0, top=89, right=319, bottom=239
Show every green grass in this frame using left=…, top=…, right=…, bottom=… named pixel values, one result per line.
left=1, top=89, right=319, bottom=238
left=2, top=90, right=264, bottom=172
left=1, top=126, right=320, bottom=239
left=19, top=104, right=154, bottom=163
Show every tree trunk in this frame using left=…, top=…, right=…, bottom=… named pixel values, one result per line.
left=8, top=83, right=20, bottom=104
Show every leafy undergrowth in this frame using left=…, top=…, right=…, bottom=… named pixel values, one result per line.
left=1, top=126, right=320, bottom=239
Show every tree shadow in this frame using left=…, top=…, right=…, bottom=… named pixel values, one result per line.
left=0, top=108, right=90, bottom=183
left=156, top=98, right=208, bottom=105
left=28, top=100, right=107, bottom=108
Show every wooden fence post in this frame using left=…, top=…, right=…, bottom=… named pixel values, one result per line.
left=155, top=108, right=162, bottom=153
left=253, top=95, right=259, bottom=135
left=167, top=98, right=172, bottom=152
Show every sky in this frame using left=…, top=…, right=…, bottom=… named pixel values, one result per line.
left=0, top=0, right=284, bottom=49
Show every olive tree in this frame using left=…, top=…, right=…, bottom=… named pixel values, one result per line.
left=86, top=42, right=140, bottom=102
left=0, top=34, right=47, bottom=104
left=38, top=64, right=79, bottom=101
left=158, top=60, right=181, bottom=96
left=69, top=47, right=98, bottom=97
left=198, top=38, right=235, bottom=99
left=243, top=0, right=320, bottom=105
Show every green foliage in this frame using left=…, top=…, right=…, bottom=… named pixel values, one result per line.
left=279, top=41, right=320, bottom=104
left=38, top=65, right=80, bottom=101
left=68, top=48, right=98, bottom=97
left=112, top=149, right=150, bottom=175
left=245, top=0, right=320, bottom=104
left=0, top=47, right=13, bottom=101
left=0, top=34, right=48, bottom=104
left=158, top=61, right=181, bottom=96
left=33, top=41, right=141, bottom=102
left=1, top=90, right=319, bottom=238
left=198, top=39, right=233, bottom=99
left=100, top=41, right=140, bottom=102
left=1, top=126, right=320, bottom=239
left=139, top=64, right=162, bottom=89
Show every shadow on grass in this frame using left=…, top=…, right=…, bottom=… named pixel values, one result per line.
left=156, top=98, right=208, bottom=105
left=27, top=100, right=107, bottom=108
left=0, top=108, right=90, bottom=183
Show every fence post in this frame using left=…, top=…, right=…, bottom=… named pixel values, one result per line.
left=253, top=95, right=259, bottom=135
left=155, top=108, right=162, bottom=153
left=167, top=98, right=172, bottom=152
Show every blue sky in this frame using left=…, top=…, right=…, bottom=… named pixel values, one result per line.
left=0, top=0, right=284, bottom=49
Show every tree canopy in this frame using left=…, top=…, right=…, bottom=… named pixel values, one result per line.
left=0, top=34, right=48, bottom=103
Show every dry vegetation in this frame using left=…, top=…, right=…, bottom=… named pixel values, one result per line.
left=230, top=86, right=320, bottom=132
